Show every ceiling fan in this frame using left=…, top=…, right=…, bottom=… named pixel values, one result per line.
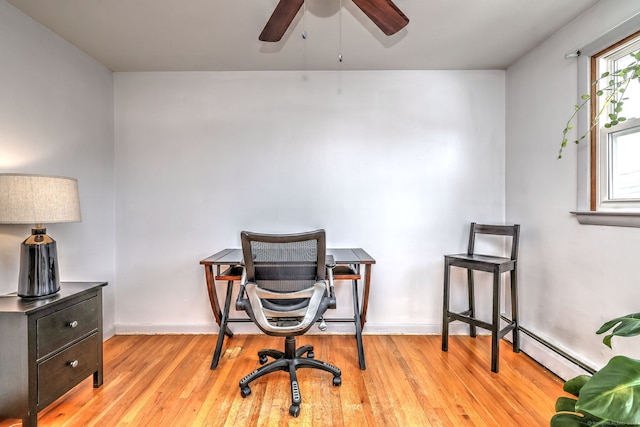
left=259, top=0, right=409, bottom=42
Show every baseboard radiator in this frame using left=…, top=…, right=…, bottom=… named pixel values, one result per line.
left=500, top=316, right=597, bottom=375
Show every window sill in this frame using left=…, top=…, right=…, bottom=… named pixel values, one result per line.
left=571, top=211, right=640, bottom=228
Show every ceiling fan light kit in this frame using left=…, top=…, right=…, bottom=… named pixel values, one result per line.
left=259, top=0, right=409, bottom=42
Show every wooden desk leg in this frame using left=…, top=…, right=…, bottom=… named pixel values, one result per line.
left=360, top=264, right=372, bottom=330
left=210, top=280, right=234, bottom=370
left=204, top=265, right=233, bottom=338
left=351, top=278, right=366, bottom=370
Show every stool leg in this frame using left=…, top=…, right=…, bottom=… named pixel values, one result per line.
left=467, top=269, right=477, bottom=338
left=491, top=269, right=501, bottom=373
left=442, top=258, right=451, bottom=352
left=511, top=268, right=520, bottom=353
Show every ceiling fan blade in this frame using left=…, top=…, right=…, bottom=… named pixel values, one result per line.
left=351, top=0, right=409, bottom=36
left=259, top=0, right=305, bottom=42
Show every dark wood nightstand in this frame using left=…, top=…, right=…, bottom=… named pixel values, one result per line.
left=0, top=281, right=107, bottom=427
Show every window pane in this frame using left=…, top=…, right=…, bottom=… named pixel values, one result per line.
left=609, top=126, right=640, bottom=199
left=613, top=53, right=640, bottom=120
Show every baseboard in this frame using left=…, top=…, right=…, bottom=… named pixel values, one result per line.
left=113, top=322, right=481, bottom=336
left=103, top=325, right=116, bottom=340
left=114, top=323, right=218, bottom=335
left=361, top=322, right=489, bottom=335
left=515, top=328, right=595, bottom=381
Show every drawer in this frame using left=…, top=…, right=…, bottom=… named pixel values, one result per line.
left=37, top=333, right=98, bottom=406
left=37, top=297, right=98, bottom=359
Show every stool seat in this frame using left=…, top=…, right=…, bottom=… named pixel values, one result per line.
left=445, top=254, right=515, bottom=272
left=442, top=223, right=520, bottom=373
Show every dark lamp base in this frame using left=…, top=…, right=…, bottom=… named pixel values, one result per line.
left=18, top=228, right=60, bottom=298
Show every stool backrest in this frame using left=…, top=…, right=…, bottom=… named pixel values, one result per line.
left=467, top=223, right=520, bottom=260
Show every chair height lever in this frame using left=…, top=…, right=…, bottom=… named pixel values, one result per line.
left=318, top=317, right=327, bottom=331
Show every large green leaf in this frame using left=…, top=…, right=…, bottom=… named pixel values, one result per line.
left=555, top=396, right=577, bottom=412
left=563, top=375, right=590, bottom=397
left=576, top=355, right=640, bottom=424
left=550, top=409, right=605, bottom=427
left=553, top=376, right=604, bottom=426
left=550, top=413, right=593, bottom=427
left=597, top=313, right=640, bottom=348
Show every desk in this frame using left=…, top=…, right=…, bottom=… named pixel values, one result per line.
left=200, top=248, right=375, bottom=370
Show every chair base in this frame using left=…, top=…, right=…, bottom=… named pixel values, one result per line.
left=238, top=336, right=341, bottom=417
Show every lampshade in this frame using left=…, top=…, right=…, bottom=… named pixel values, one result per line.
left=0, top=173, right=81, bottom=298
left=0, top=174, right=81, bottom=224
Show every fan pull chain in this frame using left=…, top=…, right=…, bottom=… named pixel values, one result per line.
left=301, top=1, right=307, bottom=39
left=338, top=0, right=343, bottom=62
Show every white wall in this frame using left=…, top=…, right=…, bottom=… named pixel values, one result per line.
left=113, top=70, right=506, bottom=334
left=0, top=1, right=116, bottom=335
left=506, top=0, right=640, bottom=379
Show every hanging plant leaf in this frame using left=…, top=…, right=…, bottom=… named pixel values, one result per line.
left=558, top=49, right=639, bottom=159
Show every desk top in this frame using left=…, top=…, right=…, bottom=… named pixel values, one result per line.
left=200, top=248, right=375, bottom=266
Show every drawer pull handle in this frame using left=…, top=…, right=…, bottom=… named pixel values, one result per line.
left=68, top=320, right=78, bottom=328
left=68, top=360, right=79, bottom=368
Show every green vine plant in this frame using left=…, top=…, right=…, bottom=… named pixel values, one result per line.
left=558, top=50, right=640, bottom=159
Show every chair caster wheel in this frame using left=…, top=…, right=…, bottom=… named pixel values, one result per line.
left=240, top=386, right=251, bottom=398
left=333, top=377, right=342, bottom=386
left=289, top=404, right=300, bottom=417
left=307, top=351, right=314, bottom=359
left=259, top=354, right=268, bottom=364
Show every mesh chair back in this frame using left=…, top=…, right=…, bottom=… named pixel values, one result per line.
left=242, top=230, right=327, bottom=293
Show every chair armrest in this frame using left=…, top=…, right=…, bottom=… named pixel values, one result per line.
left=326, top=259, right=336, bottom=309
left=326, top=255, right=336, bottom=269
left=234, top=268, right=248, bottom=311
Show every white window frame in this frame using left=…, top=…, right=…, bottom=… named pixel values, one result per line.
left=595, top=38, right=640, bottom=212
left=597, top=118, right=640, bottom=210
left=571, top=13, right=640, bottom=227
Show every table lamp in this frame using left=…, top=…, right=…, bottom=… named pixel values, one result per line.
left=0, top=174, right=81, bottom=298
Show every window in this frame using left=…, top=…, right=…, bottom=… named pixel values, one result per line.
left=591, top=33, right=640, bottom=211
left=571, top=14, right=640, bottom=226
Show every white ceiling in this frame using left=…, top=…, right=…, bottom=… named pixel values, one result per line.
left=7, top=0, right=600, bottom=71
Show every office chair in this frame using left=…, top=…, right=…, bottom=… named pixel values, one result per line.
left=442, top=222, right=520, bottom=373
left=235, top=229, right=341, bottom=417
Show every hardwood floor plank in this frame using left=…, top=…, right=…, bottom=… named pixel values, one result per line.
left=0, top=334, right=564, bottom=427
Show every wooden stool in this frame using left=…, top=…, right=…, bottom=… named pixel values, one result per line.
left=442, top=223, right=520, bottom=373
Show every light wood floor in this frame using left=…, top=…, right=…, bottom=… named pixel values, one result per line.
left=0, top=334, right=565, bottom=426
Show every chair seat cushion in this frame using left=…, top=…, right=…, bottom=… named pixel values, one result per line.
left=262, top=298, right=308, bottom=312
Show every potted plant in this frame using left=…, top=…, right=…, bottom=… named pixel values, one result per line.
left=551, top=314, right=640, bottom=426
